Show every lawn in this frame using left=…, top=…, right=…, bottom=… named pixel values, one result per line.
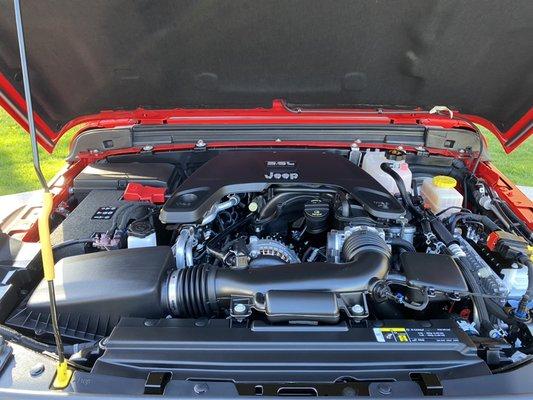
left=0, top=108, right=73, bottom=195
left=0, top=108, right=531, bottom=195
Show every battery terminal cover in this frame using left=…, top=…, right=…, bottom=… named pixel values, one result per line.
left=123, top=183, right=166, bottom=204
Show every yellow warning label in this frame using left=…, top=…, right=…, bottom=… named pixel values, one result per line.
left=379, top=328, right=406, bottom=333
left=373, top=327, right=460, bottom=343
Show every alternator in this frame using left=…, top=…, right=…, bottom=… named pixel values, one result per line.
left=247, top=236, right=300, bottom=267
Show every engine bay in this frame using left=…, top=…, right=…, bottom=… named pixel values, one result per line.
left=2, top=147, right=532, bottom=381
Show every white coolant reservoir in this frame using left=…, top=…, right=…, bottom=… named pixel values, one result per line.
left=127, top=220, right=157, bottom=248
left=501, top=266, right=533, bottom=308
left=361, top=150, right=412, bottom=195
left=420, top=175, right=463, bottom=218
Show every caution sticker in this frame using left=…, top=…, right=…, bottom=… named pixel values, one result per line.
left=373, top=327, right=459, bottom=343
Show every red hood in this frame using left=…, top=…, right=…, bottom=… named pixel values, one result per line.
left=0, top=0, right=531, bottom=152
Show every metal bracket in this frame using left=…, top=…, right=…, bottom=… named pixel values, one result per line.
left=174, top=227, right=196, bottom=268
left=230, top=298, right=253, bottom=323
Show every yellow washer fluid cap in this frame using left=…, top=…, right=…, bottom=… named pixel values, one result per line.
left=433, top=175, right=457, bottom=189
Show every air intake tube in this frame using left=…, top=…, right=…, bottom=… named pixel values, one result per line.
left=166, top=230, right=390, bottom=319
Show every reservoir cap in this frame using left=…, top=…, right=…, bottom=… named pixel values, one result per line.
left=433, top=175, right=457, bottom=189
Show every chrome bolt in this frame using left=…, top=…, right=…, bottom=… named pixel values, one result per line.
left=351, top=304, right=364, bottom=315
left=233, top=304, right=247, bottom=314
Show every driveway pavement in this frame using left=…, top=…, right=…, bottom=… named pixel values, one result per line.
left=2, top=187, right=533, bottom=224
left=0, top=190, right=41, bottom=222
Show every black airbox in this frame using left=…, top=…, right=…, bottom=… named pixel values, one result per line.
left=399, top=252, right=468, bottom=301
left=26, top=247, right=174, bottom=319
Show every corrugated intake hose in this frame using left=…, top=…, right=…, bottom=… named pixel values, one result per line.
left=166, top=229, right=391, bottom=318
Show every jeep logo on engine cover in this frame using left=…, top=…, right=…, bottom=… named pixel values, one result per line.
left=264, top=172, right=299, bottom=180
left=264, top=161, right=299, bottom=180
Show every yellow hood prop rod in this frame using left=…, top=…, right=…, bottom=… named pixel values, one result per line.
left=13, top=0, right=72, bottom=389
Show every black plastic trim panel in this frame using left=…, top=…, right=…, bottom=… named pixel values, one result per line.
left=91, top=318, right=487, bottom=382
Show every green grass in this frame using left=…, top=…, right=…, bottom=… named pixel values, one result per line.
left=481, top=129, right=532, bottom=185
left=0, top=108, right=531, bottom=195
left=0, top=108, right=73, bottom=195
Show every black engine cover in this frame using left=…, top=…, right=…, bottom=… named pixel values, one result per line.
left=160, top=151, right=405, bottom=223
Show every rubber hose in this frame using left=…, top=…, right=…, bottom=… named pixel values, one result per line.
left=0, top=324, right=90, bottom=356
left=52, top=238, right=95, bottom=251
left=380, top=163, right=418, bottom=214
left=429, top=216, right=457, bottom=246
left=168, top=230, right=391, bottom=318
left=497, top=200, right=532, bottom=240
left=409, top=160, right=468, bottom=181
left=389, top=237, right=416, bottom=252
left=485, top=298, right=516, bottom=325
left=518, top=258, right=533, bottom=297
left=258, top=193, right=316, bottom=220
left=449, top=214, right=500, bottom=233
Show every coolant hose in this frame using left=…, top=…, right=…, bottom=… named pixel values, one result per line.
left=167, top=229, right=391, bottom=318
left=380, top=163, right=417, bottom=212
left=256, top=193, right=317, bottom=223
left=409, top=160, right=468, bottom=182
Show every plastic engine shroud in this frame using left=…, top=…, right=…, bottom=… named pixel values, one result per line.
left=160, top=151, right=405, bottom=223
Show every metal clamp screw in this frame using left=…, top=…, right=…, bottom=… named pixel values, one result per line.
left=233, top=303, right=247, bottom=314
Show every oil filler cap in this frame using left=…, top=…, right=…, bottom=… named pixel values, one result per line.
left=304, top=199, right=330, bottom=234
